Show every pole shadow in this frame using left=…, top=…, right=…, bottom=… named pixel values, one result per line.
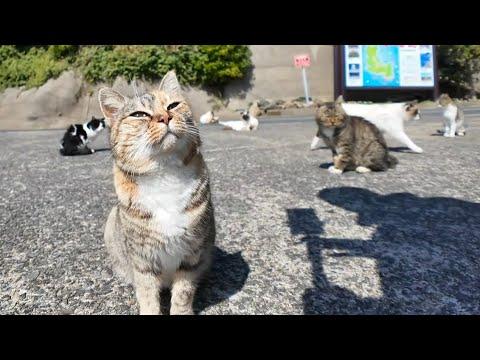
left=287, top=188, right=480, bottom=314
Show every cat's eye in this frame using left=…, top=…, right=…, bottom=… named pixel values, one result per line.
left=167, top=102, right=181, bottom=111
left=129, top=111, right=150, bottom=118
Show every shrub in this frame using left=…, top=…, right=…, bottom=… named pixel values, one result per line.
left=0, top=47, right=69, bottom=90
left=437, top=45, right=480, bottom=98
left=48, top=45, right=79, bottom=60
left=196, top=45, right=252, bottom=86
left=0, top=45, right=253, bottom=91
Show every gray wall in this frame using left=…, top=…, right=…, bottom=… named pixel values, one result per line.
left=225, top=45, right=334, bottom=104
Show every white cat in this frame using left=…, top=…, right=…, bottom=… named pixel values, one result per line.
left=199, top=110, right=219, bottom=124
left=219, top=111, right=259, bottom=131
left=437, top=94, right=466, bottom=137
left=311, top=98, right=423, bottom=153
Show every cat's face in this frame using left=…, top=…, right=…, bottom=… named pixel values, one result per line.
left=316, top=102, right=347, bottom=128
left=405, top=103, right=420, bottom=121
left=99, top=71, right=198, bottom=171
left=88, top=117, right=106, bottom=132
left=438, top=94, right=452, bottom=107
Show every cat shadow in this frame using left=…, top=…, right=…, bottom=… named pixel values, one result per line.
left=194, top=247, right=250, bottom=314
left=159, top=247, right=250, bottom=315
left=93, top=148, right=111, bottom=153
left=431, top=130, right=446, bottom=136
left=319, top=162, right=333, bottom=169
left=388, top=146, right=414, bottom=153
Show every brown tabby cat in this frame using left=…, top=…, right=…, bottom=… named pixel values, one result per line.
left=99, top=71, right=215, bottom=315
left=314, top=99, right=398, bottom=174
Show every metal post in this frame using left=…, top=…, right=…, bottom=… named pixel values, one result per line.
left=302, top=67, right=311, bottom=105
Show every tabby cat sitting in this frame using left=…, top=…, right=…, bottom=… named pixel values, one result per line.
left=314, top=99, right=398, bottom=174
left=99, top=71, right=216, bottom=315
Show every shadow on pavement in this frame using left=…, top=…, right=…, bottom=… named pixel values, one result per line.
left=193, top=247, right=250, bottom=314
left=319, top=162, right=333, bottom=169
left=158, top=247, right=249, bottom=315
left=388, top=146, right=415, bottom=153
left=286, top=187, right=480, bottom=314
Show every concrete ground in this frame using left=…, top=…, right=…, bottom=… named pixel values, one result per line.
left=1, top=107, right=479, bottom=315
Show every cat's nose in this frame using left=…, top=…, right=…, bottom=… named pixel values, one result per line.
left=156, top=112, right=170, bottom=125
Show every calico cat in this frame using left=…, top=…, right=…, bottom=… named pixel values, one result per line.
left=314, top=99, right=398, bottom=174
left=312, top=97, right=423, bottom=153
left=59, top=116, right=105, bottom=155
left=437, top=93, right=466, bottom=137
left=99, top=71, right=215, bottom=315
left=219, top=110, right=259, bottom=131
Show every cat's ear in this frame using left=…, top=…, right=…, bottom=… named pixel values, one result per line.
left=98, top=88, right=127, bottom=126
left=335, top=95, right=345, bottom=104
left=335, top=100, right=347, bottom=115
left=316, top=104, right=327, bottom=112
left=159, top=70, right=182, bottom=96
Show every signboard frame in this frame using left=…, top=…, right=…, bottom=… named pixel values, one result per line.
left=334, top=45, right=440, bottom=101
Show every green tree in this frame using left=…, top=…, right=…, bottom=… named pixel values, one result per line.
left=437, top=45, right=480, bottom=98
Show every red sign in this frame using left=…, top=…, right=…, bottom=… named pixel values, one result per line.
left=294, top=54, right=311, bottom=68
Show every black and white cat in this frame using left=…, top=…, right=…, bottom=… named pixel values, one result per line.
left=59, top=116, right=106, bottom=156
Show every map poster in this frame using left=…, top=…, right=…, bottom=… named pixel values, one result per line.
left=344, top=45, right=435, bottom=88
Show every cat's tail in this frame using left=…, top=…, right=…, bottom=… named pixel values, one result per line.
left=386, top=153, right=398, bottom=169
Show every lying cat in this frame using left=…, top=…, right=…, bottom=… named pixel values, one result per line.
left=59, top=116, right=105, bottom=156
left=199, top=110, right=219, bottom=124
left=99, top=71, right=215, bottom=315
left=437, top=93, right=466, bottom=137
left=311, top=97, right=423, bottom=153
left=315, top=99, right=398, bottom=174
left=219, top=111, right=259, bottom=131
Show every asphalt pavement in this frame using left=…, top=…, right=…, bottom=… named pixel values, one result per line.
left=1, top=107, right=479, bottom=314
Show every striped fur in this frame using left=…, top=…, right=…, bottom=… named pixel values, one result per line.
left=99, top=71, right=215, bottom=315
left=315, top=99, right=398, bottom=174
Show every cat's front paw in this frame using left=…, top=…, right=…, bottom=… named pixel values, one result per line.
left=328, top=165, right=343, bottom=174
left=443, top=133, right=454, bottom=138
left=90, top=149, right=95, bottom=153
left=170, top=306, right=194, bottom=315
left=310, top=136, right=322, bottom=150
left=355, top=166, right=371, bottom=173
left=412, top=147, right=423, bottom=153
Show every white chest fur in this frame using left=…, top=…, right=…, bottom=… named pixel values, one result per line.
left=322, top=127, right=335, bottom=140
left=135, top=156, right=198, bottom=239
left=443, top=104, right=457, bottom=120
